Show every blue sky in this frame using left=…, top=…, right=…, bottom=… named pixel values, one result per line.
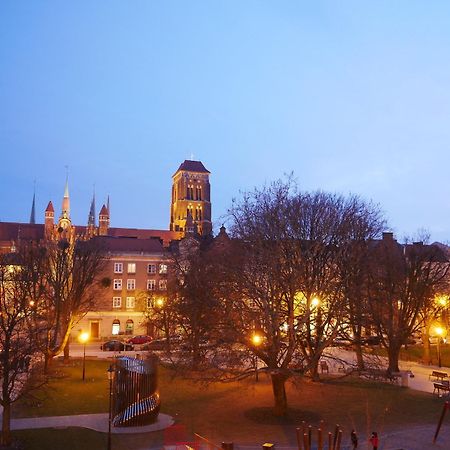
left=1, top=1, right=450, bottom=241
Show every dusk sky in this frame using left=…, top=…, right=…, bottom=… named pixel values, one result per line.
left=1, top=1, right=450, bottom=242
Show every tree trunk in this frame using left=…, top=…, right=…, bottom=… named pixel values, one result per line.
left=354, top=342, right=365, bottom=371
left=1, top=401, right=12, bottom=446
left=387, top=345, right=401, bottom=372
left=422, top=328, right=432, bottom=365
left=270, top=371, right=288, bottom=416
left=63, top=340, right=70, bottom=363
left=310, top=360, right=320, bottom=381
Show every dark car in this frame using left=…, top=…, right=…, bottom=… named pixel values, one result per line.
left=100, top=340, right=134, bottom=351
left=126, top=335, right=152, bottom=345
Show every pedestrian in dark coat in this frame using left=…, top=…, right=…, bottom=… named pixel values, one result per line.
left=350, top=430, right=358, bottom=449
left=369, top=431, right=379, bottom=450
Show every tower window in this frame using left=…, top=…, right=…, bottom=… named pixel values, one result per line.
left=196, top=186, right=202, bottom=200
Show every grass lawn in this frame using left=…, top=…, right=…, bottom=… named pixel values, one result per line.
left=10, top=356, right=447, bottom=448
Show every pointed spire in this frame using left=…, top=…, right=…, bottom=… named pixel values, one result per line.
left=107, top=195, right=110, bottom=215
left=30, top=187, right=36, bottom=224
left=88, top=187, right=96, bottom=226
left=61, top=170, right=70, bottom=218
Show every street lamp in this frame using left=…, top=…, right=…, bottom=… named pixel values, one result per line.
left=107, top=364, right=115, bottom=450
left=251, top=332, right=262, bottom=381
left=435, top=326, right=446, bottom=368
left=79, top=331, right=89, bottom=381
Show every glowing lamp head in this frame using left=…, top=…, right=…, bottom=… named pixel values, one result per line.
left=435, top=326, right=445, bottom=337
left=437, top=296, right=448, bottom=307
left=252, top=333, right=263, bottom=346
left=155, top=298, right=165, bottom=308
left=311, top=297, right=320, bottom=308
left=79, top=332, right=89, bottom=344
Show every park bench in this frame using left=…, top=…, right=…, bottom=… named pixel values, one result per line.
left=429, top=371, right=448, bottom=382
left=361, top=369, right=400, bottom=383
left=433, top=381, right=450, bottom=397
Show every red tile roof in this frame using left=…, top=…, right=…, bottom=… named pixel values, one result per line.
left=94, top=236, right=165, bottom=254
left=45, top=201, right=54, bottom=212
left=0, top=222, right=45, bottom=241
left=108, top=228, right=182, bottom=246
left=174, top=160, right=210, bottom=175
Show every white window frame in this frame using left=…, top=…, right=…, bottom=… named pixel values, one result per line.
left=159, top=279, right=167, bottom=290
left=147, top=279, right=156, bottom=291
left=147, top=264, right=156, bottom=274
left=127, top=279, right=136, bottom=290
left=146, top=297, right=153, bottom=309
left=112, top=297, right=121, bottom=308
left=127, top=263, right=136, bottom=274
left=126, top=296, right=135, bottom=309
left=159, top=263, right=168, bottom=274
left=113, top=279, right=122, bottom=290
left=114, top=262, right=123, bottom=274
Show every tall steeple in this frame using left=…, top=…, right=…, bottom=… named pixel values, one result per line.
left=88, top=188, right=96, bottom=227
left=29, top=189, right=36, bottom=224
left=61, top=176, right=70, bottom=219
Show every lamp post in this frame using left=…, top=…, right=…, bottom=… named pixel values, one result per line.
left=251, top=332, right=262, bottom=381
left=107, top=364, right=115, bottom=450
left=79, top=332, right=89, bottom=381
left=435, top=326, right=445, bottom=368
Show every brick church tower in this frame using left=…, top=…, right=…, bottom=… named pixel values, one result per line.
left=170, top=160, right=212, bottom=236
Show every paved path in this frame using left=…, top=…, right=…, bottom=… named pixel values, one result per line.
left=9, top=412, right=173, bottom=434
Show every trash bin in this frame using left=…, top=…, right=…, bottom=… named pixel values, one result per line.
left=400, top=371, right=409, bottom=387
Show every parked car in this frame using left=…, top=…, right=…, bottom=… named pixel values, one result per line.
left=126, top=335, right=152, bottom=345
left=100, top=340, right=134, bottom=351
left=361, top=336, right=381, bottom=346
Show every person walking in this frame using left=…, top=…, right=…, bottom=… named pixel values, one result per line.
left=350, top=430, right=358, bottom=449
left=369, top=431, right=379, bottom=450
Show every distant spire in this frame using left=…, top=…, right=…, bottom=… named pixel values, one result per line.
left=106, top=195, right=110, bottom=218
left=88, top=187, right=96, bottom=226
left=61, top=170, right=70, bottom=218
left=29, top=183, right=36, bottom=224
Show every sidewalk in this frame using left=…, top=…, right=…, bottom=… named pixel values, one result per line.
left=6, top=412, right=173, bottom=434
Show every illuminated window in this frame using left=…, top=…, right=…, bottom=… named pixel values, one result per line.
left=159, top=264, right=168, bottom=274
left=126, top=296, right=135, bottom=309
left=113, top=279, right=122, bottom=290
left=127, top=279, right=136, bottom=290
left=159, top=279, right=167, bottom=290
left=114, top=262, right=123, bottom=273
left=196, top=186, right=202, bottom=200
left=126, top=319, right=134, bottom=335
left=127, top=263, right=136, bottom=274
left=112, top=297, right=121, bottom=308
left=147, top=264, right=156, bottom=274
left=147, top=279, right=156, bottom=291
left=147, top=298, right=153, bottom=309
left=112, top=319, right=120, bottom=335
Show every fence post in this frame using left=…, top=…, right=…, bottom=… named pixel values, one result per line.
left=296, top=427, right=303, bottom=450
left=317, top=428, right=323, bottom=450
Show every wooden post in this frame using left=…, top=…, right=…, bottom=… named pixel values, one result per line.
left=303, top=433, right=309, bottom=450
left=328, top=432, right=332, bottom=450
left=335, top=430, right=342, bottom=450
left=296, top=428, right=303, bottom=450
left=434, top=401, right=450, bottom=443
left=332, top=424, right=340, bottom=450
left=317, top=428, right=323, bottom=450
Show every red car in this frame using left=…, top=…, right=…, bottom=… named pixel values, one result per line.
left=126, top=335, right=152, bottom=345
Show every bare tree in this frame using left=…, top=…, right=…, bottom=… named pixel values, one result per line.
left=367, top=235, right=450, bottom=372
left=0, top=247, right=45, bottom=446
left=29, top=236, right=106, bottom=371
left=217, top=180, right=383, bottom=415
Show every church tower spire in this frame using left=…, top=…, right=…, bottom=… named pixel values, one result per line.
left=29, top=189, right=36, bottom=224
left=88, top=188, right=96, bottom=227
left=61, top=175, right=70, bottom=219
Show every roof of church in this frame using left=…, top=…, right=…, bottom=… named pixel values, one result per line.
left=0, top=222, right=45, bottom=241
left=108, top=227, right=182, bottom=246
left=99, top=204, right=108, bottom=215
left=93, top=235, right=165, bottom=253
left=174, top=160, right=210, bottom=175
left=45, top=201, right=54, bottom=212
